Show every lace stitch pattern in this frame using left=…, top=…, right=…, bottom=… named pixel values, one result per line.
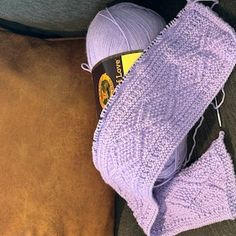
left=92, top=2, right=236, bottom=235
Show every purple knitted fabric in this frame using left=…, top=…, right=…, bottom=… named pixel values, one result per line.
left=92, top=2, right=236, bottom=236
left=151, top=132, right=236, bottom=236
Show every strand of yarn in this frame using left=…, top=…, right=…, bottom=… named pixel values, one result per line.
left=183, top=87, right=226, bottom=167
left=211, top=88, right=225, bottom=127
left=86, top=2, right=188, bottom=185
left=183, top=115, right=205, bottom=166
left=187, top=0, right=219, bottom=8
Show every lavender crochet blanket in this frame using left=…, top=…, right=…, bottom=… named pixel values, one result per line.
left=92, top=2, right=236, bottom=235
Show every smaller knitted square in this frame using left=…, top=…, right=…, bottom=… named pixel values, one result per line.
left=151, top=132, right=236, bottom=236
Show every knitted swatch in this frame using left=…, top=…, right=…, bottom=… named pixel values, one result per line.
left=92, top=2, right=236, bottom=235
left=151, top=132, right=236, bottom=236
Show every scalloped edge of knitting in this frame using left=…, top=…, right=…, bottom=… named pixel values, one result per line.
left=92, top=2, right=236, bottom=235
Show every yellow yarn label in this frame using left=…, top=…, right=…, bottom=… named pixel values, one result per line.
left=92, top=50, right=142, bottom=116
left=121, top=53, right=142, bottom=75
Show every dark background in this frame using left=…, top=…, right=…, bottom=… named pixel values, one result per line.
left=0, top=0, right=235, bottom=38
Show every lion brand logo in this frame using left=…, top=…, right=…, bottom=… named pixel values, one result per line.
left=98, top=73, right=115, bottom=108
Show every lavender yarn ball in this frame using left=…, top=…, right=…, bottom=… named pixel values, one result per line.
left=86, top=2, right=166, bottom=69
left=86, top=2, right=188, bottom=185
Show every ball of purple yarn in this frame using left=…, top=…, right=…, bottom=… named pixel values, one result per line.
left=86, top=2, right=187, bottom=185
left=86, top=2, right=166, bottom=69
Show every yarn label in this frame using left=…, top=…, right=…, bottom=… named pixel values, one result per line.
left=92, top=50, right=142, bottom=115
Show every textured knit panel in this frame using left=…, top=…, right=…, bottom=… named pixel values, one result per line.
left=92, top=2, right=236, bottom=235
left=151, top=132, right=236, bottom=236
left=115, top=2, right=236, bottom=236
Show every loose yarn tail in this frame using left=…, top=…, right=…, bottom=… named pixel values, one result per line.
left=183, top=115, right=205, bottom=167
left=211, top=88, right=225, bottom=128
left=81, top=62, right=91, bottom=73
left=187, top=0, right=219, bottom=9
left=183, top=87, right=226, bottom=167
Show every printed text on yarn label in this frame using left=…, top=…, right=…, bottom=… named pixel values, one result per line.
left=92, top=50, right=142, bottom=116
